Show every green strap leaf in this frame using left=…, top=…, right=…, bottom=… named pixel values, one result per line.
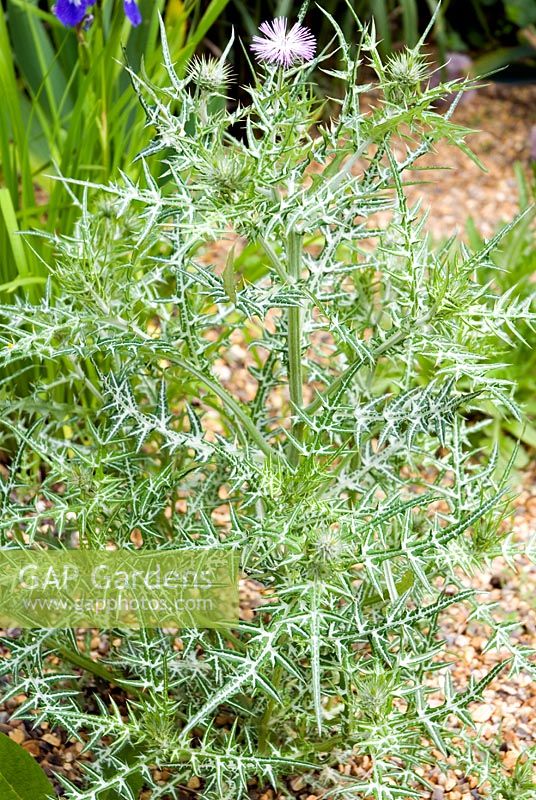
left=0, top=732, right=55, bottom=800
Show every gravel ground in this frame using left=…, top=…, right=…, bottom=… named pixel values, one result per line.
left=404, top=83, right=536, bottom=239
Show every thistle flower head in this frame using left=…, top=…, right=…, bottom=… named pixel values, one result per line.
left=251, top=17, right=316, bottom=68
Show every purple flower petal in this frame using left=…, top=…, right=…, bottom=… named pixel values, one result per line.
left=53, top=0, right=91, bottom=27
left=251, top=17, right=316, bottom=68
left=124, top=0, right=142, bottom=26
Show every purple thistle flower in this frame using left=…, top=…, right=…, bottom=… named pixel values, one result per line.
left=251, top=17, right=316, bottom=68
left=123, top=0, right=142, bottom=26
left=53, top=0, right=92, bottom=27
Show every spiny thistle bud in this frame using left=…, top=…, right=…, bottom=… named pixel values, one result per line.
left=314, top=527, right=345, bottom=563
left=385, top=48, right=429, bottom=104
left=187, top=55, right=233, bottom=92
left=134, top=700, right=182, bottom=760
left=306, top=523, right=349, bottom=576
left=195, top=152, right=257, bottom=210
left=258, top=457, right=286, bottom=502
left=354, top=667, right=398, bottom=724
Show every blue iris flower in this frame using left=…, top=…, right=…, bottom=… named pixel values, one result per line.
left=53, top=0, right=142, bottom=27
left=123, top=0, right=142, bottom=26
left=54, top=0, right=91, bottom=26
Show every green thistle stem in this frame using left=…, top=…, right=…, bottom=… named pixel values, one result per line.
left=47, top=637, right=144, bottom=699
left=287, top=230, right=304, bottom=467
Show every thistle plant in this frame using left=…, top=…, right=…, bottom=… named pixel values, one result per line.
left=1, top=6, right=535, bottom=799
